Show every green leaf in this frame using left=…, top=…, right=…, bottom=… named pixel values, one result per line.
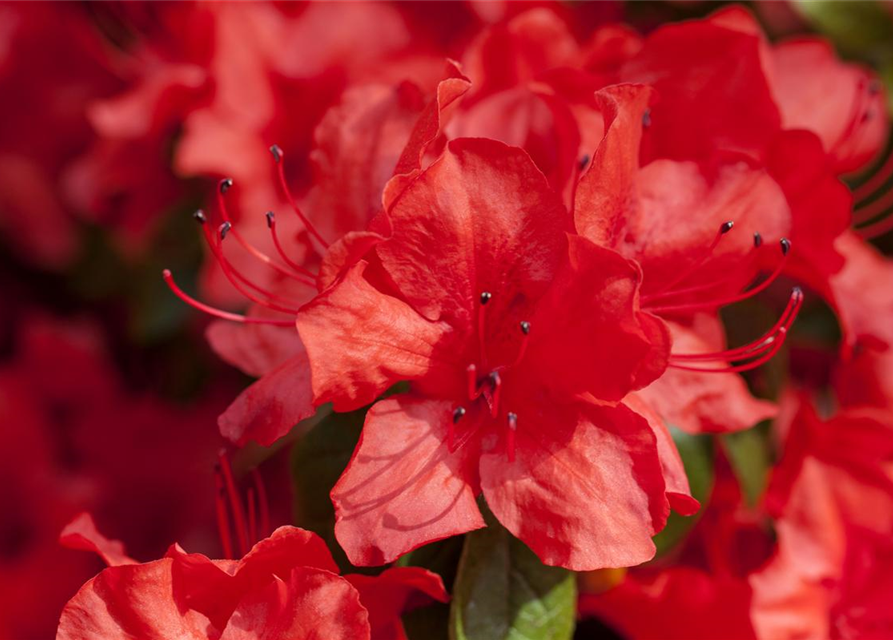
left=721, top=424, right=771, bottom=508
left=794, top=1, right=893, bottom=61
left=652, top=427, right=714, bottom=557
left=449, top=508, right=576, bottom=640
left=290, top=407, right=365, bottom=573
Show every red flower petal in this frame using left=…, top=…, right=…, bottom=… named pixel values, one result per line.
left=59, top=512, right=136, bottom=568
left=480, top=399, right=668, bottom=570
left=57, top=559, right=212, bottom=639
left=377, top=137, right=568, bottom=325
left=347, top=566, right=449, bottom=640
left=332, top=395, right=485, bottom=566
left=219, top=568, right=370, bottom=640
left=296, top=262, right=458, bottom=413
left=218, top=347, right=313, bottom=446
left=637, top=317, right=777, bottom=434
left=526, top=235, right=669, bottom=401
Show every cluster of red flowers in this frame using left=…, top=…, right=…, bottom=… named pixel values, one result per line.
left=2, top=2, right=893, bottom=639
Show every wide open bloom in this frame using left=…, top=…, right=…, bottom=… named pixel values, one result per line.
left=575, top=83, right=798, bottom=434
left=288, top=137, right=689, bottom=570
left=57, top=515, right=446, bottom=640
left=750, top=399, right=893, bottom=640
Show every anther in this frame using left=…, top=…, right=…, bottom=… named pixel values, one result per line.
left=219, top=221, right=232, bottom=241
left=265, top=211, right=275, bottom=228
left=579, top=154, right=590, bottom=171
left=220, top=178, right=233, bottom=195
left=506, top=412, right=518, bottom=463
left=193, top=209, right=207, bottom=224
left=642, top=108, right=652, bottom=128
left=753, top=232, right=762, bottom=248
left=480, top=291, right=492, bottom=305
left=720, top=221, right=734, bottom=234
left=520, top=321, right=531, bottom=335
left=453, top=406, right=466, bottom=423
left=269, top=144, right=283, bottom=163
left=780, top=238, right=790, bottom=256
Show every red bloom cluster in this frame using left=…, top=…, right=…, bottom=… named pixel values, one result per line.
left=1, top=2, right=891, bottom=638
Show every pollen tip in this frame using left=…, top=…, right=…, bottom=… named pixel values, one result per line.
left=219, top=221, right=232, bottom=240
left=162, top=268, right=172, bottom=279
left=519, top=320, right=531, bottom=335
left=453, top=406, right=466, bottom=423
left=507, top=411, right=517, bottom=427
left=753, top=231, right=762, bottom=247
left=720, top=221, right=734, bottom=234
left=480, top=291, right=492, bottom=305
left=792, top=286, right=803, bottom=299
left=219, top=178, right=234, bottom=194
left=642, top=108, right=652, bottom=128
left=579, top=154, right=590, bottom=171
left=193, top=209, right=207, bottom=224
left=265, top=211, right=275, bottom=228
left=780, top=238, right=791, bottom=255
left=269, top=144, right=283, bottom=163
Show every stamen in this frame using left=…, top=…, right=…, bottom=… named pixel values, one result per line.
left=218, top=451, right=250, bottom=557
left=162, top=270, right=296, bottom=326
left=644, top=221, right=735, bottom=299
left=504, top=321, right=531, bottom=369
left=647, top=238, right=790, bottom=314
left=265, top=211, right=318, bottom=280
left=247, top=488, right=257, bottom=545
left=449, top=406, right=466, bottom=452
left=753, top=232, right=762, bottom=248
left=506, top=412, right=517, bottom=463
left=215, top=178, right=315, bottom=285
left=250, top=469, right=270, bottom=538
left=853, top=151, right=893, bottom=204
left=579, top=154, right=591, bottom=171
left=193, top=209, right=207, bottom=224
left=214, top=467, right=234, bottom=559
left=857, top=212, right=893, bottom=240
left=270, top=144, right=330, bottom=249
left=209, top=228, right=303, bottom=314
left=642, top=108, right=652, bottom=128
left=466, top=364, right=480, bottom=400
left=669, top=288, right=803, bottom=372
left=488, top=371, right=501, bottom=417
left=478, top=292, right=491, bottom=370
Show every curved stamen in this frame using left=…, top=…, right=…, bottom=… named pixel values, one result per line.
left=162, top=270, right=295, bottom=326
left=216, top=179, right=315, bottom=284
left=265, top=211, right=318, bottom=280
left=668, top=288, right=802, bottom=373
left=250, top=469, right=271, bottom=538
left=218, top=451, right=250, bottom=557
left=857, top=211, right=893, bottom=239
left=853, top=150, right=893, bottom=204
left=506, top=412, right=517, bottom=463
left=648, top=239, right=790, bottom=314
left=644, top=221, right=735, bottom=300
left=670, top=288, right=802, bottom=362
left=449, top=406, right=466, bottom=452
left=213, top=227, right=304, bottom=314
left=214, top=468, right=234, bottom=559
left=270, top=145, right=330, bottom=249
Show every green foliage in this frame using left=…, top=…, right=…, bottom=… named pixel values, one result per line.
left=652, top=427, right=715, bottom=557
left=290, top=407, right=365, bottom=573
left=449, top=507, right=576, bottom=640
left=721, top=423, right=772, bottom=508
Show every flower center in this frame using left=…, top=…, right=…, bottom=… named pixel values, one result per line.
left=448, top=291, right=530, bottom=462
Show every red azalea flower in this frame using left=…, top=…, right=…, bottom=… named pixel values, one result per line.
left=750, top=399, right=893, bottom=640
left=57, top=515, right=446, bottom=640
left=285, top=137, right=684, bottom=570
left=574, top=83, right=797, bottom=434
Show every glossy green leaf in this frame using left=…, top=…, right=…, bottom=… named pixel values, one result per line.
left=721, top=424, right=771, bottom=508
left=449, top=508, right=576, bottom=640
